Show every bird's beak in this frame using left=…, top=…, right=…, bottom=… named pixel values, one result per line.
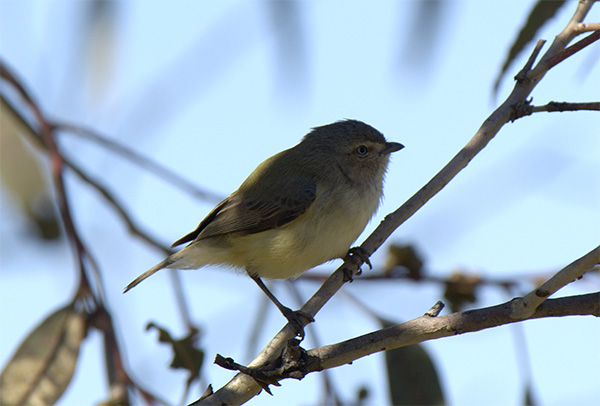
left=381, top=142, right=404, bottom=155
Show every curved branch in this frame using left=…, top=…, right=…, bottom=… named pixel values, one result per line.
left=510, top=246, right=600, bottom=319
left=309, top=292, right=599, bottom=375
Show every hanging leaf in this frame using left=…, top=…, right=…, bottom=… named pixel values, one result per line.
left=146, top=322, right=204, bottom=400
left=0, top=97, right=60, bottom=240
left=444, top=271, right=481, bottom=312
left=493, top=0, right=567, bottom=95
left=524, top=382, right=537, bottom=406
left=385, top=343, right=445, bottom=406
left=385, top=244, right=424, bottom=279
left=0, top=303, right=86, bottom=405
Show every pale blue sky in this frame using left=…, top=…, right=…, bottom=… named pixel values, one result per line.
left=1, top=1, right=599, bottom=405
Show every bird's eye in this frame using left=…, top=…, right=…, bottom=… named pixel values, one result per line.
left=356, top=145, right=369, bottom=156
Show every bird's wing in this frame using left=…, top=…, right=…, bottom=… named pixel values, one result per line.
left=171, top=178, right=317, bottom=247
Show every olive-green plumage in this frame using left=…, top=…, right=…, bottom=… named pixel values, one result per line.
left=125, top=120, right=403, bottom=292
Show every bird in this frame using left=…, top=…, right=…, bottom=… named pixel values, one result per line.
left=124, top=119, right=403, bottom=337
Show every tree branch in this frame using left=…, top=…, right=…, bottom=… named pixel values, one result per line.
left=510, top=246, right=600, bottom=319
left=311, top=292, right=599, bottom=373
left=204, top=292, right=599, bottom=391
left=513, top=100, right=600, bottom=119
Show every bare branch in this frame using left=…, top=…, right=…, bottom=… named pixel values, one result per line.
left=544, top=30, right=600, bottom=71
left=311, top=292, right=599, bottom=373
left=511, top=100, right=600, bottom=120
left=530, top=101, right=600, bottom=113
left=204, top=293, right=599, bottom=393
left=510, top=246, right=600, bottom=319
left=576, top=22, right=600, bottom=33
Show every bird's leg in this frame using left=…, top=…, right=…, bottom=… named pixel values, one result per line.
left=249, top=274, right=314, bottom=339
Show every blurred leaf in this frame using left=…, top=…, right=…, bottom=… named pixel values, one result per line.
left=385, top=244, right=424, bottom=279
left=146, top=322, right=204, bottom=399
left=385, top=344, right=445, bottom=405
left=398, top=0, right=450, bottom=78
left=524, top=382, right=536, bottom=406
left=0, top=96, right=60, bottom=240
left=356, top=385, right=369, bottom=406
left=266, top=0, right=309, bottom=103
left=380, top=318, right=444, bottom=405
left=81, top=0, right=119, bottom=103
left=0, top=304, right=86, bottom=405
left=493, top=0, right=567, bottom=95
left=443, top=271, right=481, bottom=312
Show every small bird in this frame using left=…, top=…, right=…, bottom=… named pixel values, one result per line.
left=125, top=120, right=403, bottom=336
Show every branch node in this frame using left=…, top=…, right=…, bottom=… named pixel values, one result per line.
left=425, top=301, right=445, bottom=317
left=510, top=98, right=534, bottom=122
left=514, top=39, right=546, bottom=82
left=213, top=339, right=322, bottom=396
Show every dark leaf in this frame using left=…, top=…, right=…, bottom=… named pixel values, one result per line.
left=493, top=0, right=567, bottom=95
left=524, top=382, right=537, bottom=406
left=443, top=271, right=481, bottom=312
left=356, top=385, right=369, bottom=406
left=146, top=322, right=204, bottom=399
left=0, top=304, right=86, bottom=405
left=385, top=343, right=445, bottom=406
left=385, top=244, right=424, bottom=279
left=398, top=0, right=450, bottom=78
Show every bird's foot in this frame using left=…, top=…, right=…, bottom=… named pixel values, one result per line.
left=343, top=247, right=372, bottom=282
left=280, top=306, right=314, bottom=340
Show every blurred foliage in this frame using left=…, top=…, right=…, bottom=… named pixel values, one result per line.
left=381, top=319, right=445, bottom=405
left=0, top=304, right=86, bottom=405
left=443, top=271, right=481, bottom=312
left=385, top=243, right=424, bottom=279
left=0, top=97, right=60, bottom=240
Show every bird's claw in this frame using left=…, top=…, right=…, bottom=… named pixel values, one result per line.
left=281, top=307, right=314, bottom=340
left=343, top=247, right=372, bottom=282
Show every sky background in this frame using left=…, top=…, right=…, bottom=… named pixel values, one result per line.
left=1, top=1, right=599, bottom=405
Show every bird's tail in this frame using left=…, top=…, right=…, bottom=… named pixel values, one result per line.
left=123, top=257, right=174, bottom=293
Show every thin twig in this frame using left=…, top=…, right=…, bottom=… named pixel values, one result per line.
left=299, top=267, right=520, bottom=290
left=515, top=39, right=546, bottom=82
left=517, top=100, right=600, bottom=118
left=529, top=101, right=600, bottom=113
left=54, top=123, right=224, bottom=204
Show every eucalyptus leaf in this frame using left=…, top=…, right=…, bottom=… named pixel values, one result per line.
left=385, top=343, right=445, bottom=405
left=0, top=304, right=86, bottom=405
left=493, top=0, right=566, bottom=95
